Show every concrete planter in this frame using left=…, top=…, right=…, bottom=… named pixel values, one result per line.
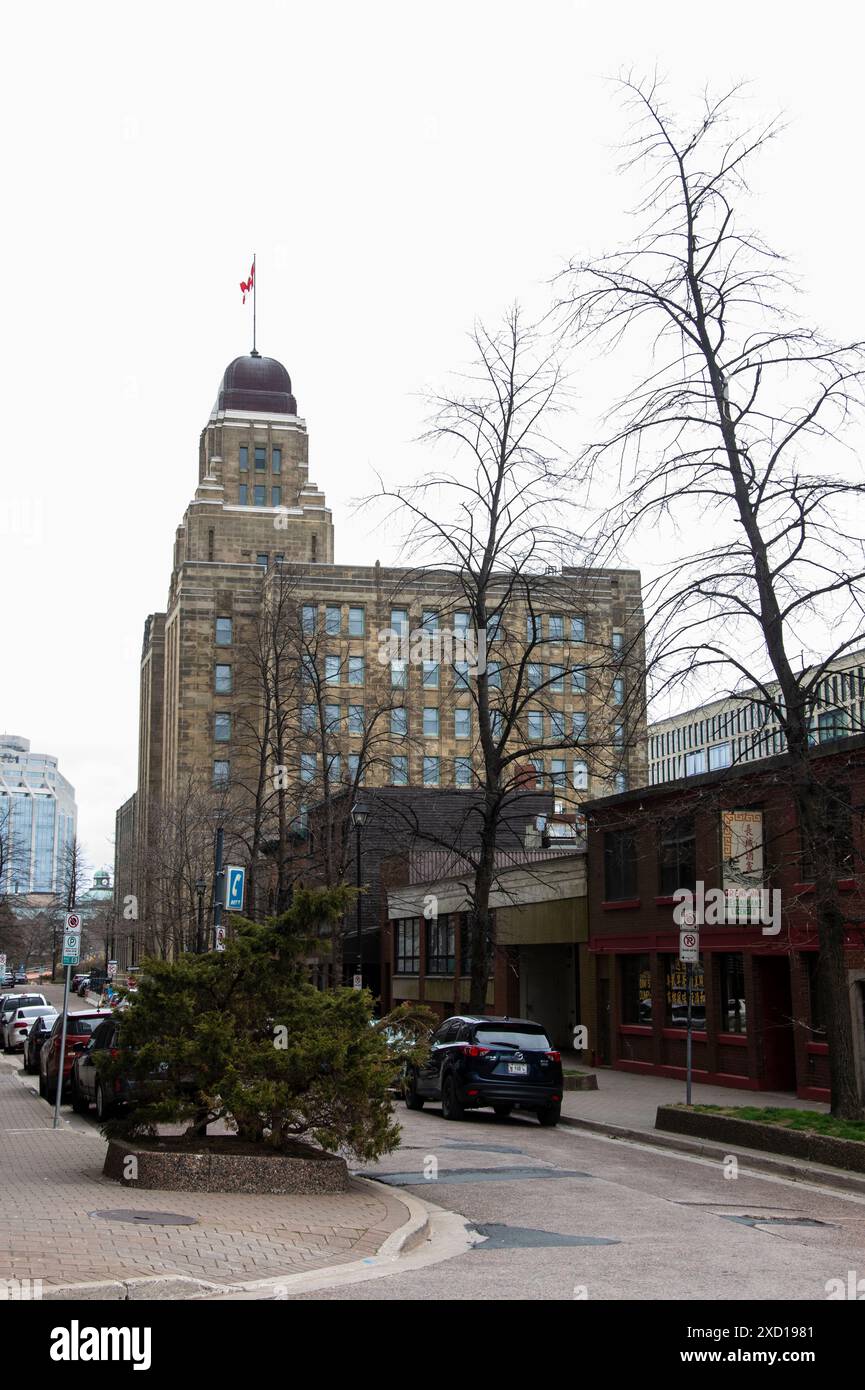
left=655, top=1105, right=865, bottom=1174
left=562, top=1072, right=599, bottom=1091
left=103, top=1137, right=350, bottom=1194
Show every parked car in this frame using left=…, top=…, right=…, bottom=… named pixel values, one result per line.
left=3, top=1005, right=57, bottom=1054
left=0, top=993, right=48, bottom=1035
left=70, top=1015, right=197, bottom=1120
left=38, top=1009, right=113, bottom=1100
left=14, top=971, right=27, bottom=985
left=76, top=977, right=91, bottom=997
left=1, top=972, right=14, bottom=988
left=71, top=974, right=88, bottom=992
left=404, top=1015, right=564, bottom=1125
left=23, top=1012, right=58, bottom=1073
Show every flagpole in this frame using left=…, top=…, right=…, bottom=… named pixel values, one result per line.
left=253, top=252, right=257, bottom=355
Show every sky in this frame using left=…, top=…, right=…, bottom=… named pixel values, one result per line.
left=2, top=0, right=863, bottom=873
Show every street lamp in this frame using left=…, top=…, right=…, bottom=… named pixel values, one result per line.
left=349, top=802, right=371, bottom=988
left=195, top=877, right=207, bottom=954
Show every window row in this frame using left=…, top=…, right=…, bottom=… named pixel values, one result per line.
left=238, top=484, right=282, bottom=507
left=394, top=914, right=466, bottom=975
left=239, top=445, right=281, bottom=473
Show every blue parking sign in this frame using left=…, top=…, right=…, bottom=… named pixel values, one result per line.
left=226, top=865, right=245, bottom=911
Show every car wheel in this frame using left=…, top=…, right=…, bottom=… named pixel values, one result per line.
left=70, top=1078, right=90, bottom=1115
left=404, top=1073, right=425, bottom=1110
left=441, top=1074, right=465, bottom=1122
left=493, top=1104, right=513, bottom=1119
left=537, top=1103, right=561, bottom=1127
left=95, top=1081, right=114, bottom=1121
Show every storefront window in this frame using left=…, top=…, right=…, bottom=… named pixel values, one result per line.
left=426, top=915, right=455, bottom=974
left=665, top=955, right=706, bottom=1030
left=718, top=952, right=746, bottom=1034
left=621, top=953, right=652, bottom=1024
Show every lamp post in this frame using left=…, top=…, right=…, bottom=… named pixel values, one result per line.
left=349, top=802, right=371, bottom=988
left=195, top=877, right=207, bottom=954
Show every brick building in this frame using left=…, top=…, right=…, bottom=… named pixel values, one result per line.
left=117, top=348, right=647, bottom=955
left=582, top=735, right=865, bottom=1101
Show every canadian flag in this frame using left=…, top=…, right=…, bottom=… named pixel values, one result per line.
left=240, top=260, right=255, bottom=304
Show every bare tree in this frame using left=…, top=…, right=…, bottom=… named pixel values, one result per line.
left=558, top=77, right=865, bottom=1117
left=372, top=308, right=639, bottom=1011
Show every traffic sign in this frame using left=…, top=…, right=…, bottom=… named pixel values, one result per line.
left=679, top=929, right=700, bottom=964
left=62, top=930, right=81, bottom=967
left=65, top=912, right=81, bottom=932
left=107, top=960, right=117, bottom=979
left=0, top=954, right=6, bottom=974
left=214, top=925, right=226, bottom=952
left=225, top=866, right=245, bottom=912
left=352, top=974, right=363, bottom=990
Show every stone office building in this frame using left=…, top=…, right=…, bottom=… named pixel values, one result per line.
left=116, top=347, right=647, bottom=951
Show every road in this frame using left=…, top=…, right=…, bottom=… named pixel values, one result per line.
left=297, top=1101, right=865, bottom=1301
left=6, top=983, right=865, bottom=1303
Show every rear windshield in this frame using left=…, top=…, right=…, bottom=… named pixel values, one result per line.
left=19, top=1007, right=53, bottom=1018
left=65, top=1016, right=101, bottom=1036
left=475, top=1027, right=553, bottom=1051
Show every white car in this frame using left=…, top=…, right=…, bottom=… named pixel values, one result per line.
left=2, top=1005, right=57, bottom=1054
left=0, top=992, right=47, bottom=1036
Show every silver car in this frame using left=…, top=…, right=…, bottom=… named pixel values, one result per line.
left=3, top=1005, right=57, bottom=1054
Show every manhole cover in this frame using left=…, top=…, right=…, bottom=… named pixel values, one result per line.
left=471, top=1223, right=619, bottom=1250
left=90, top=1209, right=198, bottom=1226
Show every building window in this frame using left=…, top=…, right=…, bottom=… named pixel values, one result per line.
left=551, top=758, right=566, bottom=788
left=325, top=655, right=341, bottom=685
left=453, top=661, right=469, bottom=689
left=395, top=918, right=420, bottom=974
left=614, top=771, right=628, bottom=793
left=708, top=742, right=731, bottom=770
left=423, top=707, right=440, bottom=737
left=427, top=915, right=455, bottom=974
left=348, top=606, right=365, bottom=637
left=527, top=613, right=542, bottom=642
left=239, top=483, right=248, bottom=505
left=454, top=757, right=472, bottom=787
left=800, top=783, right=854, bottom=879
left=391, top=755, right=409, bottom=785
left=391, top=608, right=409, bottom=637
left=658, top=816, right=696, bottom=895
left=325, top=605, right=341, bottom=636
left=271, top=486, right=281, bottom=507
left=818, top=708, right=849, bottom=742
left=530, top=756, right=544, bottom=787
left=422, top=609, right=439, bottom=632
left=255, top=446, right=267, bottom=470
left=311, top=535, right=318, bottom=562
left=348, top=656, right=365, bottom=686
left=256, top=553, right=269, bottom=569
left=325, top=703, right=340, bottom=734
left=391, top=707, right=408, bottom=736
left=486, top=662, right=501, bottom=689
left=326, top=753, right=341, bottom=783
left=213, top=759, right=230, bottom=788
left=423, top=661, right=439, bottom=688
left=214, top=664, right=232, bottom=694
left=613, top=677, right=624, bottom=705
left=251, top=483, right=264, bottom=507
left=423, top=755, right=440, bottom=785
left=665, top=955, right=706, bottom=1029
left=613, top=722, right=624, bottom=746
left=486, top=612, right=502, bottom=642
left=572, top=665, right=587, bottom=694
left=348, top=704, right=364, bottom=735
left=528, top=711, right=544, bottom=741
left=549, top=614, right=564, bottom=641
left=719, top=953, right=746, bottom=1034
left=490, top=709, right=504, bottom=740
left=550, top=710, right=566, bottom=740
left=301, top=703, right=316, bottom=733
left=302, top=604, right=317, bottom=633
left=572, top=712, right=587, bottom=742
left=528, top=663, right=543, bottom=691
left=570, top=615, right=585, bottom=642
left=348, top=753, right=361, bottom=784
left=272, top=447, right=281, bottom=473
left=215, top=616, right=233, bottom=646
left=454, top=610, right=470, bottom=634
left=214, top=713, right=231, bottom=742
left=611, top=629, right=624, bottom=655
left=550, top=664, right=564, bottom=692
left=239, top=446, right=248, bottom=471
left=604, top=828, right=637, bottom=900
left=391, top=660, right=408, bottom=688
left=208, top=528, right=215, bottom=560
left=685, top=749, right=705, bottom=776
left=621, top=953, right=652, bottom=1024
left=300, top=753, right=317, bottom=784
left=573, top=759, right=588, bottom=790
left=455, top=708, right=471, bottom=739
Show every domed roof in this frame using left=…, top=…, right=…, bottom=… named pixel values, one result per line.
left=216, top=352, right=297, bottom=414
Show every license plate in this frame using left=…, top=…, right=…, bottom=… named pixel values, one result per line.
left=507, top=1063, right=528, bottom=1075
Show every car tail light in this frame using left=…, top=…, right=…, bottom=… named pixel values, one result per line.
left=545, top=1050, right=561, bottom=1062
left=461, top=1045, right=491, bottom=1057
left=109, top=1048, right=119, bottom=1058
left=467, top=1089, right=479, bottom=1096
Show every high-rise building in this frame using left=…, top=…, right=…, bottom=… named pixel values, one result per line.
left=117, top=349, right=647, bottom=949
left=0, top=734, right=77, bottom=897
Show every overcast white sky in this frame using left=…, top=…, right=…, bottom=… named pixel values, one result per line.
left=2, top=0, right=863, bottom=873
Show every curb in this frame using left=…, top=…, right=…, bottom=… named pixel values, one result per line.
left=37, top=1180, right=464, bottom=1303
left=558, top=1113, right=865, bottom=1196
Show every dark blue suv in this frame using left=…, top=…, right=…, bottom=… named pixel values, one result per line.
left=405, top=1015, right=563, bottom=1126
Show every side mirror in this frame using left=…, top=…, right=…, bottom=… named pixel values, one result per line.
left=72, top=1041, right=86, bottom=1053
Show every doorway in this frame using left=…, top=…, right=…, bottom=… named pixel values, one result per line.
left=756, top=956, right=796, bottom=1091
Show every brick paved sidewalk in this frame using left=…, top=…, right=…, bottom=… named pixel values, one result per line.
left=0, top=1062, right=411, bottom=1298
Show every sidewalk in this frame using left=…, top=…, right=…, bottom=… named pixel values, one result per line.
left=0, top=1061, right=413, bottom=1300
